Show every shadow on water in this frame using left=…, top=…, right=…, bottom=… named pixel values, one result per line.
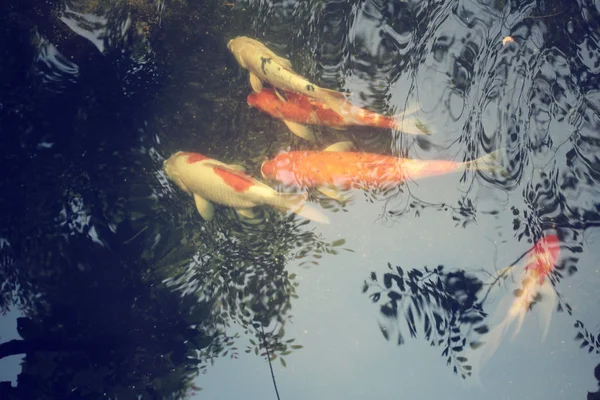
left=364, top=264, right=486, bottom=378
left=0, top=0, right=347, bottom=398
left=1, top=0, right=600, bottom=398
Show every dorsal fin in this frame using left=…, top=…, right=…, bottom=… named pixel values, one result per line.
left=323, top=141, right=355, bottom=152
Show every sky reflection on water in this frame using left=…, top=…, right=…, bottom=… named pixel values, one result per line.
left=1, top=0, right=599, bottom=399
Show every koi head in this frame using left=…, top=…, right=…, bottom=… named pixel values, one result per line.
left=247, top=91, right=264, bottom=109
left=261, top=154, right=296, bottom=185
left=227, top=37, right=249, bottom=68
left=525, top=234, right=560, bottom=284
left=164, top=152, right=211, bottom=186
left=247, top=89, right=282, bottom=111
left=163, top=152, right=188, bottom=192
left=227, top=37, right=247, bottom=53
left=163, top=151, right=182, bottom=177
left=260, top=158, right=278, bottom=180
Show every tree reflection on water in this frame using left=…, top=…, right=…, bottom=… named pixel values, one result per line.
left=0, top=0, right=344, bottom=398
left=1, top=0, right=600, bottom=398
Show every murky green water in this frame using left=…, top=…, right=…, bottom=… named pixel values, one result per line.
left=1, top=0, right=599, bottom=399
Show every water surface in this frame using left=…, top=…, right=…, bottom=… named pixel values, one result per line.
left=1, top=0, right=599, bottom=399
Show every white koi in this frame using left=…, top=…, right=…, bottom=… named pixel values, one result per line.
left=163, top=151, right=328, bottom=224
left=227, top=36, right=348, bottom=116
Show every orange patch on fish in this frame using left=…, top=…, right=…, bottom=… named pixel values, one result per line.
left=184, top=152, right=210, bottom=164
left=213, top=166, right=253, bottom=192
left=248, top=88, right=397, bottom=129
left=525, top=234, right=560, bottom=284
left=261, top=151, right=461, bottom=189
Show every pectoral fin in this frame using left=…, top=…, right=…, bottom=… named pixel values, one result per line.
left=393, top=104, right=421, bottom=119
left=274, top=56, right=293, bottom=70
left=537, top=281, right=557, bottom=341
left=250, top=73, right=263, bottom=92
left=275, top=193, right=330, bottom=224
left=225, top=164, right=246, bottom=172
left=283, top=120, right=316, bottom=141
left=323, top=141, right=355, bottom=152
left=393, top=117, right=433, bottom=135
left=172, top=173, right=191, bottom=194
left=236, top=208, right=257, bottom=219
left=194, top=194, right=215, bottom=221
left=274, top=88, right=287, bottom=103
left=317, top=187, right=350, bottom=203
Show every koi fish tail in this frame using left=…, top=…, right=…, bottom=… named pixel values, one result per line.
left=466, top=149, right=508, bottom=176
left=476, top=265, right=515, bottom=299
left=274, top=193, right=330, bottom=224
left=537, top=280, right=557, bottom=341
left=390, top=116, right=433, bottom=135
left=473, top=318, right=511, bottom=372
left=393, top=104, right=421, bottom=119
left=390, top=105, right=432, bottom=135
left=316, top=88, right=351, bottom=118
left=464, top=320, right=509, bottom=390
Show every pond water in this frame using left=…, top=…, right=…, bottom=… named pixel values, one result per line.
left=1, top=0, right=599, bottom=399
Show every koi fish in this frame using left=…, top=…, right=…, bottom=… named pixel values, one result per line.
left=227, top=36, right=348, bottom=117
left=163, top=151, right=329, bottom=223
left=469, top=234, right=560, bottom=381
left=247, top=88, right=428, bottom=141
left=260, top=142, right=503, bottom=200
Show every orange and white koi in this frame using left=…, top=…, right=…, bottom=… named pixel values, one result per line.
left=227, top=36, right=348, bottom=117
left=163, top=151, right=328, bottom=223
left=260, top=142, right=502, bottom=200
left=470, top=234, right=560, bottom=376
left=247, top=88, right=428, bottom=141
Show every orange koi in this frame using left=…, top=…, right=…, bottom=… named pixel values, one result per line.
left=469, top=235, right=560, bottom=380
left=247, top=89, right=427, bottom=140
left=260, top=142, right=502, bottom=199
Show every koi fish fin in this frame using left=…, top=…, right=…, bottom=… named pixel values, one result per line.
left=392, top=117, right=433, bottom=135
left=275, top=193, right=330, bottom=224
left=323, top=141, right=355, bottom=152
left=467, top=149, right=508, bottom=176
left=262, top=48, right=294, bottom=70
left=273, top=55, right=293, bottom=70
left=491, top=265, right=515, bottom=283
left=474, top=318, right=510, bottom=371
left=467, top=367, right=487, bottom=392
left=172, top=173, right=192, bottom=194
left=478, top=265, right=514, bottom=297
left=393, top=104, right=421, bottom=119
left=250, top=73, right=263, bottom=92
left=225, top=163, right=246, bottom=172
left=510, top=305, right=528, bottom=342
left=194, top=194, right=215, bottom=221
left=317, top=187, right=351, bottom=203
left=236, top=208, right=257, bottom=219
left=315, top=87, right=350, bottom=117
left=283, top=120, right=316, bottom=141
left=274, top=88, right=288, bottom=102
left=317, top=87, right=348, bottom=101
left=291, top=203, right=330, bottom=224
left=537, top=281, right=557, bottom=341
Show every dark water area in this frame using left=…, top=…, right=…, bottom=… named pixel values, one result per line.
left=1, top=0, right=600, bottom=399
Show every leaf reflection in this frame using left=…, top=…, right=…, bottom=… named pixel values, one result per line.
left=365, top=264, right=485, bottom=379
